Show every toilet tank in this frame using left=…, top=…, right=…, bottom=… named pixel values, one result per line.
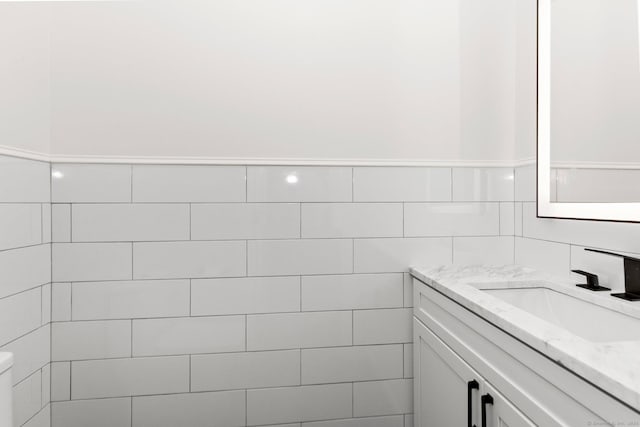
left=0, top=353, right=13, bottom=427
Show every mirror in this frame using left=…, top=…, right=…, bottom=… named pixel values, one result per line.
left=538, top=0, right=640, bottom=222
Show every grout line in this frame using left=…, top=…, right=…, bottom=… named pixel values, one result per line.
left=52, top=343, right=408, bottom=364
left=58, top=375, right=411, bottom=402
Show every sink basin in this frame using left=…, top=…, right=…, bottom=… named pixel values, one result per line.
left=482, top=287, right=640, bottom=342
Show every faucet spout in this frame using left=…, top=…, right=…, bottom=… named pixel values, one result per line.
left=585, top=248, right=640, bottom=301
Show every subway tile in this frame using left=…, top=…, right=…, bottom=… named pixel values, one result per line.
left=51, top=362, right=70, bottom=402
left=353, top=167, right=451, bottom=202
left=0, top=156, right=49, bottom=203
left=247, top=167, right=352, bottom=202
left=51, top=204, right=71, bottom=243
left=132, top=165, right=246, bottom=202
left=72, top=356, right=189, bottom=399
left=51, top=164, right=131, bottom=203
left=304, top=415, right=404, bottom=427
left=247, top=384, right=352, bottom=425
left=0, top=204, right=42, bottom=250
left=13, top=371, right=42, bottom=427
left=41, top=283, right=51, bottom=325
left=42, top=363, right=51, bottom=406
left=515, top=165, right=536, bottom=202
left=404, top=414, right=414, bottom=427
left=403, top=274, right=413, bottom=308
left=42, top=203, right=51, bottom=244
left=132, top=316, right=245, bottom=357
left=192, top=203, right=300, bottom=240
left=133, top=241, right=246, bottom=280
left=404, top=344, right=413, bottom=378
left=52, top=243, right=132, bottom=282
left=404, top=203, right=499, bottom=237
left=353, top=238, right=452, bottom=274
left=452, top=236, right=514, bottom=265
left=452, top=168, right=514, bottom=202
left=51, top=283, right=71, bottom=322
left=0, top=288, right=41, bottom=346
left=52, top=320, right=131, bottom=361
left=23, top=404, right=50, bottom=427
left=52, top=398, right=131, bottom=427
left=0, top=244, right=50, bottom=299
left=301, top=203, right=402, bottom=238
left=247, top=311, right=351, bottom=351
left=515, top=203, right=523, bottom=236
left=72, top=280, right=190, bottom=320
left=249, top=239, right=353, bottom=276
left=514, top=237, right=570, bottom=277
left=353, top=379, right=413, bottom=417
left=301, top=345, right=403, bottom=384
left=133, top=391, right=245, bottom=427
left=191, top=350, right=300, bottom=392
left=301, top=273, right=403, bottom=311
left=0, top=325, right=49, bottom=385
left=191, top=276, right=300, bottom=316
left=72, top=204, right=190, bottom=242
left=500, top=202, right=515, bottom=235
left=353, top=309, right=412, bottom=345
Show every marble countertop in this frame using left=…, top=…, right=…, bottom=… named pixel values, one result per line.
left=411, top=264, right=640, bottom=412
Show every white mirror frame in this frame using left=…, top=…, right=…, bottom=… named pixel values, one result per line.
left=537, top=0, right=640, bottom=223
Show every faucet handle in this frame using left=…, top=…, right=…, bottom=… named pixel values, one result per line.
left=572, top=270, right=611, bottom=292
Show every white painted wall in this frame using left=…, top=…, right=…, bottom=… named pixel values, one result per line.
left=43, top=0, right=516, bottom=162
left=514, top=0, right=537, bottom=162
left=0, top=4, right=51, bottom=157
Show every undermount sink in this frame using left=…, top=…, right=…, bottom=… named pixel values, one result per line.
left=482, top=287, right=640, bottom=342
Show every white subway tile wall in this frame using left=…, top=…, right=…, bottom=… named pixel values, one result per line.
left=8, top=160, right=635, bottom=426
left=0, top=155, right=51, bottom=427
left=45, top=163, right=520, bottom=426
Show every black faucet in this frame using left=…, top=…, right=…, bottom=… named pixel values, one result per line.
left=585, top=248, right=640, bottom=301
left=571, top=270, right=610, bottom=291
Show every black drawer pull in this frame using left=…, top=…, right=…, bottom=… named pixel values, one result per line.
left=481, top=393, right=494, bottom=427
left=467, top=380, right=479, bottom=427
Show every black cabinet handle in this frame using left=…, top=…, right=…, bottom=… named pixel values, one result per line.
left=467, top=380, right=479, bottom=427
left=481, top=393, right=494, bottom=427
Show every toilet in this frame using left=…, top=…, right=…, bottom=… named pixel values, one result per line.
left=0, top=353, right=12, bottom=427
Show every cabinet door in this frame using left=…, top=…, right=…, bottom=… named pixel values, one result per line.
left=414, top=318, right=482, bottom=427
left=481, top=382, right=536, bottom=427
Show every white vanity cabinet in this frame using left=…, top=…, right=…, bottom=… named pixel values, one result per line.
left=415, top=319, right=534, bottom=427
left=413, top=277, right=640, bottom=427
